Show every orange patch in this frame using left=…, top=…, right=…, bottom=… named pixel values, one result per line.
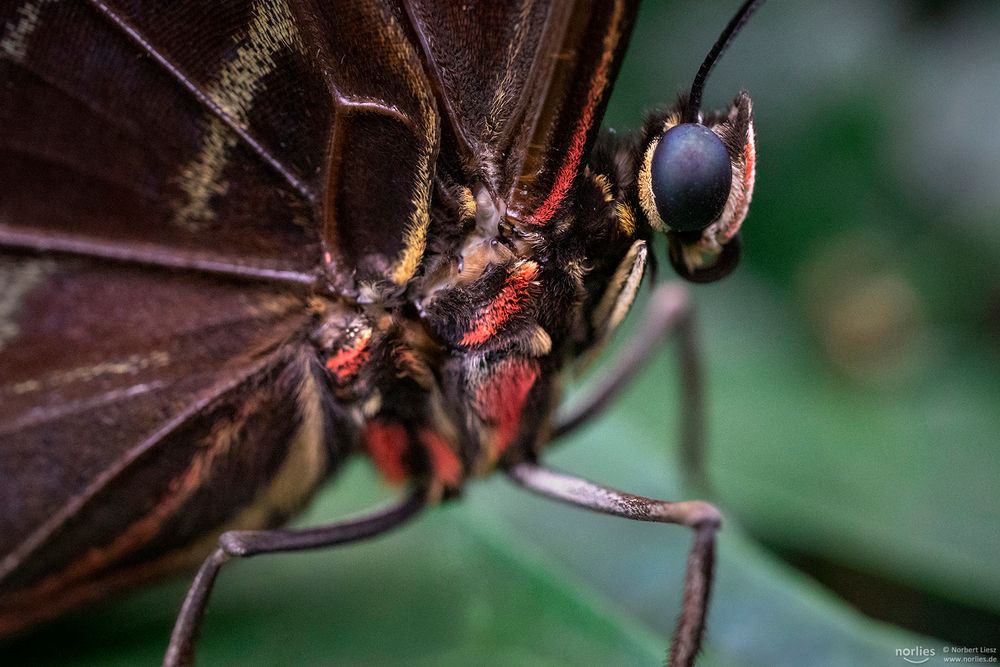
left=325, top=328, right=372, bottom=382
left=475, top=358, right=539, bottom=455
left=418, top=429, right=463, bottom=488
left=527, top=1, right=625, bottom=226
left=460, top=262, right=539, bottom=348
left=365, top=421, right=409, bottom=483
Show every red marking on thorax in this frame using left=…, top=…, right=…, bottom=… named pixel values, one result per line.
left=527, top=7, right=623, bottom=226
left=460, top=262, right=539, bottom=347
left=475, top=358, right=539, bottom=454
left=365, top=421, right=408, bottom=483
left=418, top=429, right=463, bottom=488
left=325, top=328, right=372, bottom=382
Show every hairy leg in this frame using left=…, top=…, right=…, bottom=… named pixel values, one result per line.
left=163, top=488, right=427, bottom=667
left=507, top=462, right=719, bottom=667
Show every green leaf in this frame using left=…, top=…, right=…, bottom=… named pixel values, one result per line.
left=2, top=462, right=664, bottom=667
left=695, top=278, right=1000, bottom=615
left=5, top=443, right=933, bottom=666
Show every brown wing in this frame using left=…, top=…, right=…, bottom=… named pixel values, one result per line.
left=398, top=0, right=639, bottom=224
left=0, top=0, right=438, bottom=288
left=0, top=254, right=337, bottom=633
left=0, top=0, right=445, bottom=626
left=0, top=0, right=320, bottom=280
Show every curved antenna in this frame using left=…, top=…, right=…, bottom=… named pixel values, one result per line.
left=685, top=0, right=765, bottom=123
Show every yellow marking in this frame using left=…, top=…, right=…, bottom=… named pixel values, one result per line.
left=361, top=390, right=382, bottom=418
left=172, top=118, right=235, bottom=230
left=638, top=112, right=681, bottom=232
left=191, top=360, right=327, bottom=531
left=231, top=361, right=329, bottom=525
left=459, top=187, right=477, bottom=220
left=215, top=2, right=304, bottom=118
left=592, top=173, right=614, bottom=203
left=562, top=258, right=586, bottom=284
left=0, top=258, right=53, bottom=352
left=486, top=0, right=536, bottom=137
left=523, top=324, right=552, bottom=357
left=592, top=240, right=646, bottom=338
left=240, top=293, right=303, bottom=319
left=172, top=0, right=305, bottom=230
left=637, top=138, right=660, bottom=230
left=6, top=351, right=170, bottom=395
left=615, top=201, right=636, bottom=236
left=0, top=0, right=54, bottom=63
left=393, top=346, right=435, bottom=390
left=382, top=11, right=437, bottom=286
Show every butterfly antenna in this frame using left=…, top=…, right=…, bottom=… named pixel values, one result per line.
left=686, top=0, right=765, bottom=123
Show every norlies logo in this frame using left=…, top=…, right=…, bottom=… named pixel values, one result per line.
left=897, top=646, right=937, bottom=664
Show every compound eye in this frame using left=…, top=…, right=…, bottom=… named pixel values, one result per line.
left=650, top=123, right=732, bottom=232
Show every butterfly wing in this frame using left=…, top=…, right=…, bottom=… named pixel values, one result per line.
left=0, top=0, right=436, bottom=627
left=0, top=254, right=336, bottom=633
left=0, top=0, right=439, bottom=289
left=398, top=0, right=639, bottom=223
left=0, top=0, right=642, bottom=631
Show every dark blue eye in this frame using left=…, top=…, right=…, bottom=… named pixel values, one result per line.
left=650, top=123, right=732, bottom=232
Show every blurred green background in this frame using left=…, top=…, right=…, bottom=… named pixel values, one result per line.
left=6, top=1, right=999, bottom=665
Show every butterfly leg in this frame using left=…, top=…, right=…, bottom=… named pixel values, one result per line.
left=553, top=282, right=708, bottom=491
left=506, top=462, right=718, bottom=667
left=162, top=487, right=428, bottom=667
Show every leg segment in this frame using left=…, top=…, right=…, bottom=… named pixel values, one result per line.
left=162, top=487, right=427, bottom=667
left=506, top=462, right=719, bottom=667
left=553, top=282, right=708, bottom=492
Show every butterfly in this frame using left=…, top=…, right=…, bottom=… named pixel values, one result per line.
left=0, top=1, right=761, bottom=664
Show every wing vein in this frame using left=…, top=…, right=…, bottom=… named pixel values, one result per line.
left=0, top=227, right=318, bottom=287
left=84, top=0, right=318, bottom=207
left=399, top=1, right=475, bottom=164
left=0, top=350, right=294, bottom=583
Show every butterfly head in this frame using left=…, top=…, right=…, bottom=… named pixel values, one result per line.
left=636, top=92, right=755, bottom=282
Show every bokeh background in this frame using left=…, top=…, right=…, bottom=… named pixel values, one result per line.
left=6, top=1, right=999, bottom=665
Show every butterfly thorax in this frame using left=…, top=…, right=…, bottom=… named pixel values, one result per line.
left=311, top=166, right=643, bottom=493
left=309, top=91, right=755, bottom=493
